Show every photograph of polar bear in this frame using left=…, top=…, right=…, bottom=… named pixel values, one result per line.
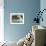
left=10, top=13, right=24, bottom=24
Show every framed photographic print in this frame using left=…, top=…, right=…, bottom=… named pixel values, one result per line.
left=10, top=13, right=24, bottom=24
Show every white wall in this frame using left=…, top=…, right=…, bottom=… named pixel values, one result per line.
left=40, top=0, right=46, bottom=27
left=40, top=0, right=46, bottom=45
left=0, top=0, right=4, bottom=42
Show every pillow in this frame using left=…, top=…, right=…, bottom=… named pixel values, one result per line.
left=23, top=32, right=34, bottom=46
left=17, top=37, right=25, bottom=46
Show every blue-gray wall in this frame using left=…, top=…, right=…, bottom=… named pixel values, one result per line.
left=4, top=0, right=40, bottom=42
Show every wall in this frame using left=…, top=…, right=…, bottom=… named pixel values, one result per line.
left=4, top=0, right=40, bottom=42
left=40, top=0, right=46, bottom=27
left=40, top=0, right=46, bottom=45
left=0, top=0, right=4, bottom=42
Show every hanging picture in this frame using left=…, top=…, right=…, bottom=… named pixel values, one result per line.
left=10, top=13, right=24, bottom=24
